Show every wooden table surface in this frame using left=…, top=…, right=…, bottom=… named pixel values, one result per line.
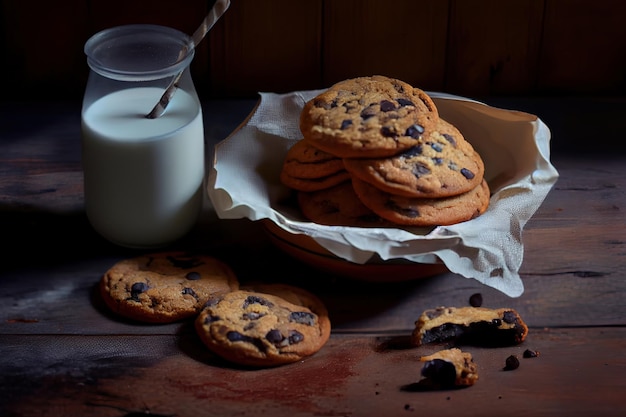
left=1, top=96, right=625, bottom=417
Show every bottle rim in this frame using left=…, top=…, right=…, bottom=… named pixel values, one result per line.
left=84, top=24, right=195, bottom=81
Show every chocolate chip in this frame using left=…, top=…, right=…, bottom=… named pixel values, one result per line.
left=227, top=331, right=266, bottom=352
left=492, top=318, right=502, bottom=327
left=412, top=163, right=431, bottom=178
left=380, top=126, right=396, bottom=137
left=182, top=287, right=198, bottom=299
left=400, top=145, right=422, bottom=158
left=265, top=329, right=283, bottom=344
left=523, top=349, right=540, bottom=358
left=360, top=106, right=377, bottom=120
left=432, top=157, right=443, bottom=165
left=503, top=355, right=520, bottom=371
left=396, top=98, right=414, bottom=107
left=380, top=100, right=396, bottom=112
left=386, top=200, right=420, bottom=218
left=430, top=142, right=443, bottom=152
left=502, top=311, right=517, bottom=324
left=167, top=255, right=203, bottom=269
left=460, top=168, right=475, bottom=179
left=130, top=282, right=148, bottom=301
left=469, top=293, right=483, bottom=307
left=243, top=295, right=273, bottom=309
left=442, top=133, right=456, bottom=147
left=289, top=311, right=316, bottom=326
left=341, top=119, right=353, bottom=130
left=405, top=124, right=424, bottom=139
left=203, top=314, right=220, bottom=324
left=185, top=271, right=201, bottom=280
left=421, top=359, right=457, bottom=387
left=288, top=330, right=305, bottom=344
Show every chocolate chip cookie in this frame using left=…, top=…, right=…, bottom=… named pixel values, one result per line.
left=297, top=181, right=396, bottom=227
left=411, top=306, right=529, bottom=347
left=343, top=118, right=485, bottom=198
left=280, top=169, right=351, bottom=192
left=100, top=251, right=239, bottom=323
left=195, top=284, right=331, bottom=367
left=300, top=76, right=439, bottom=158
left=281, top=139, right=345, bottom=179
left=352, top=177, right=490, bottom=226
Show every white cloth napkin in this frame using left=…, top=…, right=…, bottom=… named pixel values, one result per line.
left=207, top=90, right=559, bottom=297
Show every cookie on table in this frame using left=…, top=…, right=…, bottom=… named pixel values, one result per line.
left=419, top=348, right=479, bottom=388
left=297, top=181, right=396, bottom=227
left=100, top=251, right=239, bottom=323
left=352, top=177, right=490, bottom=226
left=299, top=75, right=439, bottom=158
left=195, top=283, right=331, bottom=367
left=343, top=118, right=485, bottom=198
left=281, top=139, right=345, bottom=179
left=411, top=306, right=529, bottom=347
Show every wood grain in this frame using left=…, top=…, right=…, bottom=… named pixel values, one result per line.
left=208, top=0, right=323, bottom=96
left=445, top=0, right=545, bottom=95
left=322, top=0, right=449, bottom=90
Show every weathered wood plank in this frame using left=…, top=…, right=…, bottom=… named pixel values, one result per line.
left=445, top=0, right=545, bottom=96
left=322, top=0, right=449, bottom=90
left=539, top=0, right=626, bottom=94
left=2, top=329, right=625, bottom=417
left=208, top=0, right=323, bottom=97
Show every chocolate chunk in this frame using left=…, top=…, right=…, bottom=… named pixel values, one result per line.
left=503, top=355, right=520, bottom=371
left=380, top=100, right=396, bottom=112
left=265, top=329, right=283, bottom=344
left=502, top=311, right=518, bottom=324
left=185, top=271, right=201, bottom=280
left=432, top=157, right=443, bottom=165
left=400, top=145, right=423, bottom=158
left=340, top=119, right=353, bottom=130
left=360, top=106, right=377, bottom=120
left=182, top=287, right=198, bottom=299
left=431, top=142, right=443, bottom=152
left=469, top=293, right=483, bottom=307
left=243, top=295, right=273, bottom=309
left=523, top=349, right=540, bottom=358
left=288, top=330, right=305, bottom=344
left=412, top=163, right=431, bottom=178
left=227, top=331, right=267, bottom=352
left=380, top=126, right=396, bottom=137
left=460, top=168, right=475, bottom=180
left=203, top=314, right=221, bottom=324
left=442, top=133, right=456, bottom=147
left=396, top=98, right=415, bottom=107
left=289, top=311, right=316, bottom=326
left=405, top=124, right=424, bottom=139
left=129, top=282, right=148, bottom=301
left=386, top=200, right=420, bottom=218
left=421, top=359, right=457, bottom=388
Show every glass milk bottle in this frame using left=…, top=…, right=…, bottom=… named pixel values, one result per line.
left=81, top=24, right=204, bottom=248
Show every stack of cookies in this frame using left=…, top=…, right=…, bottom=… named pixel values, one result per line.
left=280, top=75, right=490, bottom=227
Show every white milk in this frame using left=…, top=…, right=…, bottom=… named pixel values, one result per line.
left=81, top=87, right=204, bottom=248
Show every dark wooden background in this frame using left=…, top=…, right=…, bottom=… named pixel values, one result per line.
left=1, top=0, right=625, bottom=101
